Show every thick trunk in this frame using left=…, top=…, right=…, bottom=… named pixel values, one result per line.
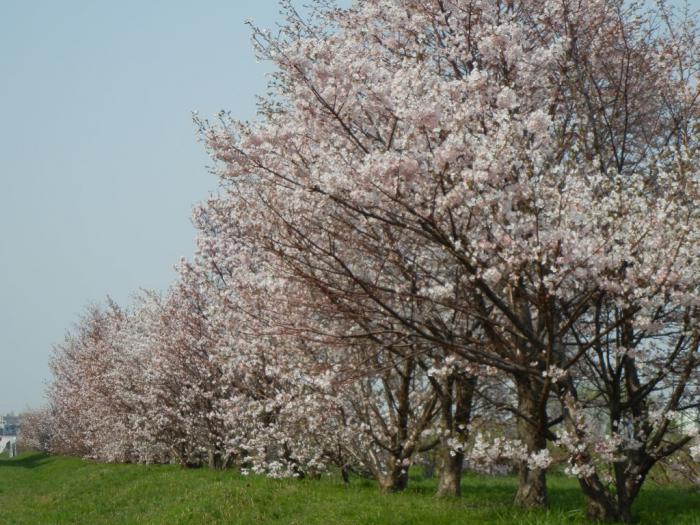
left=436, top=447, right=463, bottom=497
left=579, top=463, right=647, bottom=523
left=513, top=376, right=548, bottom=508
left=514, top=464, right=547, bottom=508
left=582, top=485, right=632, bottom=523
left=589, top=500, right=632, bottom=523
left=379, top=461, right=409, bottom=492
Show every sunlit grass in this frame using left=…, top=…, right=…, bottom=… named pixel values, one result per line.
left=0, top=453, right=699, bottom=524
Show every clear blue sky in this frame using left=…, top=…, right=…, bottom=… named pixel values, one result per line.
left=0, top=1, right=288, bottom=413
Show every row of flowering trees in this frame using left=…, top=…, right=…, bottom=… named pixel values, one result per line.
left=36, top=0, right=700, bottom=522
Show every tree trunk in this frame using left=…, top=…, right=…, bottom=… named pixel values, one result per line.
left=587, top=500, right=632, bottom=523
left=436, top=374, right=476, bottom=497
left=208, top=449, right=232, bottom=470
left=281, top=443, right=306, bottom=478
left=379, top=461, right=409, bottom=492
left=515, top=464, right=547, bottom=509
left=559, top=381, right=639, bottom=523
left=376, top=357, right=414, bottom=493
left=581, top=485, right=632, bottom=523
left=513, top=375, right=548, bottom=508
left=436, top=447, right=464, bottom=497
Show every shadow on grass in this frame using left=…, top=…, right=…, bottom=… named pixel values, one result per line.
left=333, top=470, right=700, bottom=523
left=0, top=453, right=51, bottom=469
left=633, top=485, right=700, bottom=522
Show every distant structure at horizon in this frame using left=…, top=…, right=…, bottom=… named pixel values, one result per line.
left=0, top=413, right=21, bottom=437
left=0, top=436, right=17, bottom=457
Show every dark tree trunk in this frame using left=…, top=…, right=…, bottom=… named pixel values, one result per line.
left=579, top=478, right=633, bottom=523
left=585, top=497, right=632, bottom=523
left=281, top=443, right=306, bottom=479
left=513, top=375, right=548, bottom=508
left=436, top=374, right=476, bottom=498
left=379, top=460, right=409, bottom=492
left=208, top=449, right=229, bottom=470
left=376, top=357, right=415, bottom=493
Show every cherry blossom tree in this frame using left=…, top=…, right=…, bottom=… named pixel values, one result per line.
left=132, top=287, right=236, bottom=468
left=49, top=301, right=133, bottom=460
left=198, top=0, right=700, bottom=512
left=17, top=407, right=52, bottom=453
left=186, top=194, right=445, bottom=489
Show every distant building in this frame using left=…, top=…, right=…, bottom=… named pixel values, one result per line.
left=0, top=436, right=17, bottom=457
left=0, top=414, right=21, bottom=436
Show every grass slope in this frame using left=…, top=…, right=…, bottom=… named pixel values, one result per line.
left=1, top=453, right=699, bottom=524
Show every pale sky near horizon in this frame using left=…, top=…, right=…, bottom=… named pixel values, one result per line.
left=0, top=1, right=288, bottom=413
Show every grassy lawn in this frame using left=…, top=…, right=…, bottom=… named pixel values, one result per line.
left=1, top=453, right=699, bottom=524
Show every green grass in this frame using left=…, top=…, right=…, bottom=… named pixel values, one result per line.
left=1, top=453, right=699, bottom=524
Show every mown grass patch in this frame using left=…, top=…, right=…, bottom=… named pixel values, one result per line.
left=1, top=453, right=699, bottom=524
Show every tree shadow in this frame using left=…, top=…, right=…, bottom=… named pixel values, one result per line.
left=0, top=453, right=51, bottom=469
left=631, top=485, right=700, bottom=524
